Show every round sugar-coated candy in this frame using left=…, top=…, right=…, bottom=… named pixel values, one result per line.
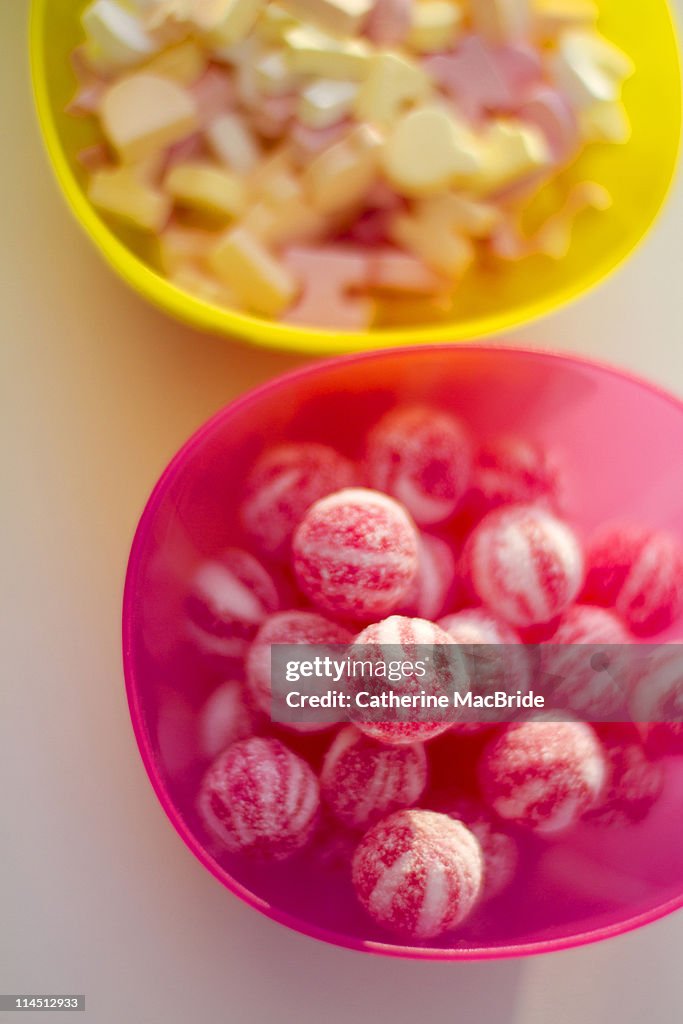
left=241, top=442, right=357, bottom=560
left=438, top=608, right=531, bottom=707
left=539, top=605, right=633, bottom=719
left=465, top=435, right=561, bottom=521
left=185, top=547, right=281, bottom=662
left=198, top=737, right=320, bottom=861
left=630, top=643, right=683, bottom=756
left=352, top=809, right=483, bottom=939
left=398, top=533, right=458, bottom=621
left=320, top=725, right=428, bottom=830
left=440, top=797, right=519, bottom=901
left=247, top=610, right=353, bottom=732
left=197, top=679, right=262, bottom=760
left=292, top=488, right=419, bottom=621
left=365, top=404, right=472, bottom=526
left=583, top=523, right=683, bottom=636
left=479, top=716, right=607, bottom=833
left=467, top=505, right=584, bottom=628
left=583, top=725, right=664, bottom=826
left=350, top=616, right=463, bottom=745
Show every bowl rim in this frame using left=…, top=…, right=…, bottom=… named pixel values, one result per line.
left=122, top=342, right=683, bottom=959
left=30, top=0, right=683, bottom=355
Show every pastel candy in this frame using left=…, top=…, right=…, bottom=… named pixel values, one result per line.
left=368, top=249, right=445, bottom=293
left=389, top=193, right=499, bottom=275
left=298, top=79, right=358, bottom=129
left=204, top=0, right=267, bottom=46
left=162, top=131, right=206, bottom=172
left=207, top=111, right=262, bottom=172
left=532, top=181, right=611, bottom=258
left=290, top=119, right=350, bottom=155
left=158, top=223, right=219, bottom=273
left=282, top=246, right=373, bottom=329
left=279, top=0, right=374, bottom=38
left=304, top=124, right=382, bottom=213
left=364, top=0, right=411, bottom=46
left=284, top=25, right=371, bottom=79
left=533, top=0, right=598, bottom=37
left=550, top=29, right=635, bottom=111
left=250, top=93, right=296, bottom=138
left=256, top=3, right=300, bottom=42
left=254, top=49, right=300, bottom=95
left=143, top=38, right=207, bottom=83
left=100, top=71, right=198, bottom=160
left=408, top=1, right=464, bottom=55
left=579, top=101, right=631, bottom=145
left=474, top=119, right=549, bottom=195
left=383, top=105, right=481, bottom=196
left=209, top=226, right=298, bottom=315
left=354, top=51, right=431, bottom=127
left=76, top=143, right=111, bottom=172
left=519, top=85, right=579, bottom=161
left=165, top=161, right=247, bottom=218
left=190, top=66, right=236, bottom=125
left=89, top=161, right=171, bottom=230
left=170, top=262, right=240, bottom=307
left=470, top=0, right=531, bottom=43
left=82, top=0, right=160, bottom=72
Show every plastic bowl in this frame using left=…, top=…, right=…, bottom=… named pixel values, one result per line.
left=32, top=1, right=681, bottom=355
left=123, top=345, right=683, bottom=958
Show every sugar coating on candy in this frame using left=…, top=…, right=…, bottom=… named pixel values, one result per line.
left=583, top=523, right=683, bottom=636
left=293, top=488, right=419, bottom=621
left=241, top=442, right=357, bottom=560
left=352, top=809, right=483, bottom=939
left=398, top=534, right=458, bottom=621
left=467, top=504, right=584, bottom=628
left=365, top=405, right=472, bottom=527
left=198, top=737, right=320, bottom=861
left=479, top=716, right=606, bottom=833
left=320, top=726, right=428, bottom=830
left=629, top=643, right=683, bottom=757
left=539, top=605, right=632, bottom=719
left=439, top=797, right=519, bottom=901
left=583, top=725, right=664, bottom=826
left=247, top=610, right=353, bottom=730
left=465, top=435, right=561, bottom=521
left=198, top=679, right=261, bottom=759
left=350, top=616, right=463, bottom=745
left=185, top=547, right=281, bottom=662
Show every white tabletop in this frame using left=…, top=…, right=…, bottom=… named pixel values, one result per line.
left=3, top=2, right=683, bottom=1021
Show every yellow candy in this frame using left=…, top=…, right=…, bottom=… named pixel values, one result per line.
left=534, top=181, right=611, bottom=258
left=206, top=0, right=266, bottom=45
left=254, top=50, right=300, bottom=95
left=354, top=52, right=431, bottom=127
left=158, top=225, right=218, bottom=273
left=407, top=2, right=464, bottom=55
left=100, top=72, right=197, bottom=161
left=550, top=29, right=635, bottom=110
left=279, top=0, right=374, bottom=38
left=390, top=199, right=476, bottom=276
left=143, top=39, right=207, bottom=83
left=82, top=0, right=160, bottom=72
left=89, top=162, right=171, bottom=231
left=473, top=119, right=549, bottom=195
left=470, top=0, right=531, bottom=43
left=165, top=162, right=247, bottom=219
left=207, top=112, right=262, bottom=173
left=284, top=25, right=371, bottom=79
left=257, top=4, right=300, bottom=42
left=382, top=105, right=481, bottom=197
left=579, top=101, right=631, bottom=145
left=533, top=0, right=597, bottom=36
left=304, top=124, right=383, bottom=213
left=209, top=227, right=298, bottom=315
left=298, top=79, right=358, bottom=129
left=243, top=198, right=328, bottom=246
left=170, top=262, right=240, bottom=308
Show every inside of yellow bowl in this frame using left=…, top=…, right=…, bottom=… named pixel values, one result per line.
left=31, top=0, right=681, bottom=352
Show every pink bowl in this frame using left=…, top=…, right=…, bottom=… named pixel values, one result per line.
left=123, top=345, right=683, bottom=959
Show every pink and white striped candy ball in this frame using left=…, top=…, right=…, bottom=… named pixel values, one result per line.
left=583, top=523, right=683, bottom=636
left=351, top=616, right=463, bottom=745
left=467, top=504, right=584, bottom=628
left=292, top=488, right=419, bottom=621
left=185, top=547, right=281, bottom=663
left=540, top=605, right=633, bottom=719
left=240, top=442, right=357, bottom=560
left=198, top=737, right=320, bottom=862
left=320, top=725, right=428, bottom=830
left=584, top=725, right=664, bottom=826
left=439, top=797, right=519, bottom=902
left=247, top=610, right=353, bottom=732
left=398, top=533, right=458, bottom=621
left=629, top=643, right=683, bottom=757
left=365, top=404, right=472, bottom=527
left=479, top=716, right=607, bottom=834
left=352, top=809, right=483, bottom=939
left=197, top=679, right=262, bottom=761
left=466, top=435, right=561, bottom=521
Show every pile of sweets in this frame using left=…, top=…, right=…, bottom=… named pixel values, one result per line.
left=188, top=402, right=683, bottom=941
left=69, top=0, right=633, bottom=328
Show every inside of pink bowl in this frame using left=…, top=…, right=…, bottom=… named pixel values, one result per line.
left=123, top=346, right=683, bottom=957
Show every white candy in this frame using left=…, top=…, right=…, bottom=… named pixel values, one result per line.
left=207, top=112, right=262, bottom=172
left=551, top=29, right=635, bottom=110
left=474, top=119, right=549, bottom=195
left=354, top=51, right=431, bottom=126
left=579, top=101, right=631, bottom=144
left=82, top=0, right=161, bottom=71
left=383, top=105, right=481, bottom=196
left=298, top=79, right=358, bottom=128
left=407, top=1, right=463, bottom=55
left=165, top=162, right=247, bottom=219
left=279, top=0, right=374, bottom=38
left=89, top=163, right=171, bottom=231
left=206, top=0, right=266, bottom=45
left=254, top=49, right=300, bottom=95
left=100, top=72, right=197, bottom=160
left=284, top=25, right=371, bottom=79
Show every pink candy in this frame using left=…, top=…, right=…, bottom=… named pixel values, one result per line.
left=519, top=86, right=579, bottom=163
left=440, top=798, right=519, bottom=901
left=467, top=505, right=584, bottom=628
left=320, top=726, right=428, bottom=830
left=630, top=644, right=683, bottom=756
left=352, top=809, right=483, bottom=939
left=584, top=725, right=664, bottom=826
left=293, top=488, right=419, bottom=621
left=365, top=404, right=472, bottom=526
left=198, top=737, right=320, bottom=861
left=464, top=435, right=561, bottom=522
left=190, top=66, right=235, bottom=126
left=479, top=716, right=607, bottom=833
left=184, top=547, right=281, bottom=663
left=282, top=247, right=373, bottom=331
left=197, top=679, right=262, bottom=760
left=583, top=523, right=683, bottom=636
left=241, top=442, right=356, bottom=560
left=399, top=533, right=458, bottom=621
left=364, top=0, right=412, bottom=46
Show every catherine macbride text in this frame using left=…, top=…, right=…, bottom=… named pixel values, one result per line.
left=284, top=688, right=545, bottom=710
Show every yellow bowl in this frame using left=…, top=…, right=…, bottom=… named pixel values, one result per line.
left=30, top=0, right=682, bottom=355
